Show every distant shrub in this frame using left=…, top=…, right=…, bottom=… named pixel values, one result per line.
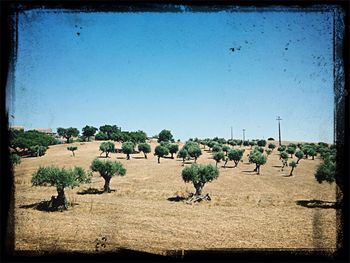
left=213, top=151, right=225, bottom=167
left=67, top=146, right=78, bottom=157
left=267, top=137, right=275, bottom=141
left=257, top=139, right=267, bottom=147
left=95, top=132, right=109, bottom=140
left=177, top=148, right=189, bottom=166
left=29, top=145, right=48, bottom=157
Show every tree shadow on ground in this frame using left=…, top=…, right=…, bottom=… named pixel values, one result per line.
left=296, top=200, right=339, bottom=209
left=167, top=195, right=188, bottom=202
left=97, top=155, right=110, bottom=159
left=77, top=187, right=115, bottom=195
left=19, top=200, right=78, bottom=212
left=222, top=165, right=235, bottom=169
left=242, top=170, right=256, bottom=173
left=116, top=157, right=126, bottom=160
left=133, top=156, right=146, bottom=159
left=272, top=165, right=282, bottom=168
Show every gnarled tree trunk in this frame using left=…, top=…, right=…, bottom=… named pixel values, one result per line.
left=158, top=156, right=160, bottom=164
left=103, top=176, right=111, bottom=193
left=144, top=153, right=147, bottom=159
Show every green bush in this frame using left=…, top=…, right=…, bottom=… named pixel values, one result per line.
left=268, top=143, right=276, bottom=150
left=177, top=148, right=189, bottom=166
left=95, top=132, right=109, bottom=140
left=295, top=150, right=304, bottom=164
left=29, top=145, right=48, bottom=157
left=212, top=144, right=222, bottom=153
left=10, top=153, right=21, bottom=166
left=257, top=139, right=267, bottom=147
left=187, top=144, right=202, bottom=163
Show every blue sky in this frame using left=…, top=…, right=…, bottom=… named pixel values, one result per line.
left=8, top=7, right=335, bottom=143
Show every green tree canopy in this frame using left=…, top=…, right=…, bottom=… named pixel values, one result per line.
left=249, top=151, right=267, bottom=174
left=157, top=129, right=173, bottom=143
left=91, top=158, right=126, bottom=193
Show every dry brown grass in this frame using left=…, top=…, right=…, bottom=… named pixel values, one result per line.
left=12, top=140, right=337, bottom=255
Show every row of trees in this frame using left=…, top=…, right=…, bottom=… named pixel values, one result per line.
left=57, top=125, right=148, bottom=145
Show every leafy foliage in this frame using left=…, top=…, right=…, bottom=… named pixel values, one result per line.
left=268, top=143, right=276, bottom=150
left=157, top=129, right=173, bottom=143
left=212, top=144, right=222, bottom=153
left=277, top=145, right=286, bottom=152
left=257, top=139, right=267, bottom=147
left=99, top=141, right=115, bottom=158
left=177, top=148, right=189, bottom=165
left=315, top=159, right=336, bottom=184
left=167, top=143, right=179, bottom=158
left=289, top=161, right=297, bottom=176
left=10, top=129, right=56, bottom=156
left=95, top=132, right=109, bottom=140
left=29, top=145, right=48, bottom=157
left=295, top=150, right=304, bottom=163
left=187, top=144, right=202, bottom=162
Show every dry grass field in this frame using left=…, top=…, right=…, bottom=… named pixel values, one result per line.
left=11, top=140, right=337, bottom=255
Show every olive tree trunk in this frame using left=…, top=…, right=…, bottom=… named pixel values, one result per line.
left=194, top=182, right=204, bottom=196
left=158, top=156, right=160, bottom=164
left=144, top=153, right=147, bottom=159
left=103, top=176, right=111, bottom=193
left=289, top=167, right=295, bottom=176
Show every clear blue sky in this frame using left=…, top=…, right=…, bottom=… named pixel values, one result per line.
left=8, top=7, right=335, bottom=143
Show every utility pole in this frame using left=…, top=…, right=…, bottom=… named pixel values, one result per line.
left=276, top=116, right=282, bottom=146
left=230, top=126, right=233, bottom=140
left=242, top=129, right=245, bottom=142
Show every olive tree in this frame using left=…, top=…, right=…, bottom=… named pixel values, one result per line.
left=212, top=144, right=222, bottom=153
left=99, top=141, right=115, bottom=158
left=213, top=151, right=225, bottom=167
left=224, top=149, right=244, bottom=168
left=67, top=146, right=78, bottom=157
left=268, top=143, right=276, bottom=151
left=177, top=148, right=189, bottom=166
left=187, top=144, right=202, bottom=163
left=32, top=166, right=91, bottom=210
left=82, top=125, right=98, bottom=141
left=295, top=150, right=304, bottom=164
left=287, top=144, right=297, bottom=158
left=138, top=143, right=151, bottom=159
left=257, top=139, right=267, bottom=147
left=309, top=148, right=317, bottom=160
left=249, top=151, right=267, bottom=175
left=122, top=141, right=134, bottom=160
left=168, top=143, right=179, bottom=159
left=29, top=145, right=48, bottom=157
left=90, top=158, right=126, bottom=193
left=222, top=145, right=230, bottom=155
left=157, top=129, right=173, bottom=143
left=181, top=163, right=219, bottom=201
left=57, top=127, right=79, bottom=143
left=280, top=151, right=289, bottom=170
left=154, top=145, right=169, bottom=163
left=289, top=161, right=297, bottom=176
